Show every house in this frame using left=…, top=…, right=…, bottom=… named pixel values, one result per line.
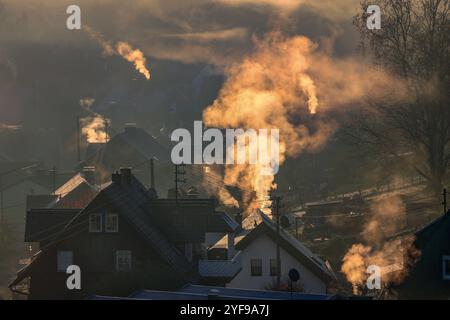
left=301, top=196, right=368, bottom=240
left=23, top=167, right=102, bottom=255
left=90, top=284, right=337, bottom=300
left=393, top=209, right=450, bottom=299
left=51, top=167, right=100, bottom=209
left=81, top=124, right=171, bottom=193
left=9, top=168, right=241, bottom=299
left=213, top=212, right=336, bottom=294
left=24, top=208, right=80, bottom=255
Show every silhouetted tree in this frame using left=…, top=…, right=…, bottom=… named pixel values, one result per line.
left=350, top=0, right=450, bottom=194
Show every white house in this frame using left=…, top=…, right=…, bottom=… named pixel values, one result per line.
left=218, top=212, right=335, bottom=294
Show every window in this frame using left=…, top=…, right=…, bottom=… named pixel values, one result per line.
left=105, top=214, right=119, bottom=232
left=89, top=213, right=102, bottom=232
left=443, top=256, right=450, bottom=280
left=270, top=259, right=279, bottom=276
left=250, top=259, right=262, bottom=276
left=57, top=250, right=73, bottom=272
left=116, top=250, right=132, bottom=271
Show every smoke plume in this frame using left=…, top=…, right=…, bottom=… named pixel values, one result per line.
left=203, top=31, right=408, bottom=218
left=83, top=26, right=151, bottom=80
left=341, top=195, right=421, bottom=294
left=80, top=115, right=109, bottom=143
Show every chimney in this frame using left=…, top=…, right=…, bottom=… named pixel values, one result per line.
left=82, top=166, right=96, bottom=185
left=112, top=171, right=120, bottom=184
left=120, top=167, right=132, bottom=186
left=124, top=123, right=137, bottom=134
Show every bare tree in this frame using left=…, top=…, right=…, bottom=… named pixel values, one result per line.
left=350, top=0, right=450, bottom=194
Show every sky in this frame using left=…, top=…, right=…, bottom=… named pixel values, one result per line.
left=0, top=0, right=365, bottom=165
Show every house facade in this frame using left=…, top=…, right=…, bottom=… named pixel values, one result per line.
left=393, top=209, right=450, bottom=299
left=10, top=168, right=241, bottom=299
left=225, top=213, right=335, bottom=293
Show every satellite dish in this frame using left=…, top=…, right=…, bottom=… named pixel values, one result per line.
left=289, top=268, right=300, bottom=282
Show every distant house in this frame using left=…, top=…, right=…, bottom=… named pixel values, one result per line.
left=214, top=212, right=336, bottom=294
left=393, top=209, right=450, bottom=299
left=82, top=124, right=171, bottom=192
left=51, top=167, right=100, bottom=209
left=302, top=196, right=368, bottom=239
left=10, top=168, right=240, bottom=299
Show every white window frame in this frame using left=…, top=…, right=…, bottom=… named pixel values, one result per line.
left=89, top=213, right=102, bottom=233
left=116, top=250, right=132, bottom=272
left=443, top=255, right=450, bottom=280
left=105, top=214, right=119, bottom=233
left=57, top=250, right=73, bottom=272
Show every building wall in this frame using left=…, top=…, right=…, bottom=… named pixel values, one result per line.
left=27, top=194, right=185, bottom=299
left=227, top=234, right=327, bottom=294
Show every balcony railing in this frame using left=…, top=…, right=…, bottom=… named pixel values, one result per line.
left=198, top=251, right=242, bottom=278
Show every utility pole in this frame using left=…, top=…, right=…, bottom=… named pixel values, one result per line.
left=0, top=175, right=3, bottom=243
left=443, top=188, right=447, bottom=213
left=174, top=164, right=186, bottom=201
left=271, top=195, right=283, bottom=288
left=104, top=117, right=109, bottom=143
left=149, top=158, right=155, bottom=189
left=76, top=116, right=81, bottom=163
left=52, top=166, right=56, bottom=195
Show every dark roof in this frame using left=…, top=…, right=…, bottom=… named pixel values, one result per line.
left=11, top=171, right=198, bottom=289
left=236, top=212, right=335, bottom=283
left=70, top=171, right=197, bottom=281
left=396, top=210, right=450, bottom=299
left=51, top=173, right=99, bottom=209
left=84, top=126, right=170, bottom=165
left=207, top=211, right=240, bottom=233
left=26, top=194, right=58, bottom=210
left=145, top=199, right=227, bottom=242
left=90, top=284, right=336, bottom=300
left=24, top=209, right=80, bottom=242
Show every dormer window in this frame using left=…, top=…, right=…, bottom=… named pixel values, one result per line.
left=443, top=256, right=450, bottom=280
left=105, top=214, right=119, bottom=232
left=89, top=213, right=102, bottom=232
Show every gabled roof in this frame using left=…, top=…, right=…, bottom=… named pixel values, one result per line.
left=52, top=172, right=99, bottom=209
left=114, top=127, right=169, bottom=162
left=11, top=170, right=197, bottom=289
left=65, top=171, right=197, bottom=281
left=54, top=173, right=95, bottom=196
left=236, top=212, right=335, bottom=283
left=396, top=210, right=450, bottom=298
left=84, top=127, right=170, bottom=165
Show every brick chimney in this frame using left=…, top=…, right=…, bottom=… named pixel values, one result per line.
left=120, top=167, right=132, bottom=186
left=82, top=166, right=96, bottom=185
left=112, top=171, right=120, bottom=184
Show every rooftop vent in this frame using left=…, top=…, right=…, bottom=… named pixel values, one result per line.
left=124, top=123, right=137, bottom=133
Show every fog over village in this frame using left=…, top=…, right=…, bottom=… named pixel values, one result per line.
left=0, top=0, right=448, bottom=301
